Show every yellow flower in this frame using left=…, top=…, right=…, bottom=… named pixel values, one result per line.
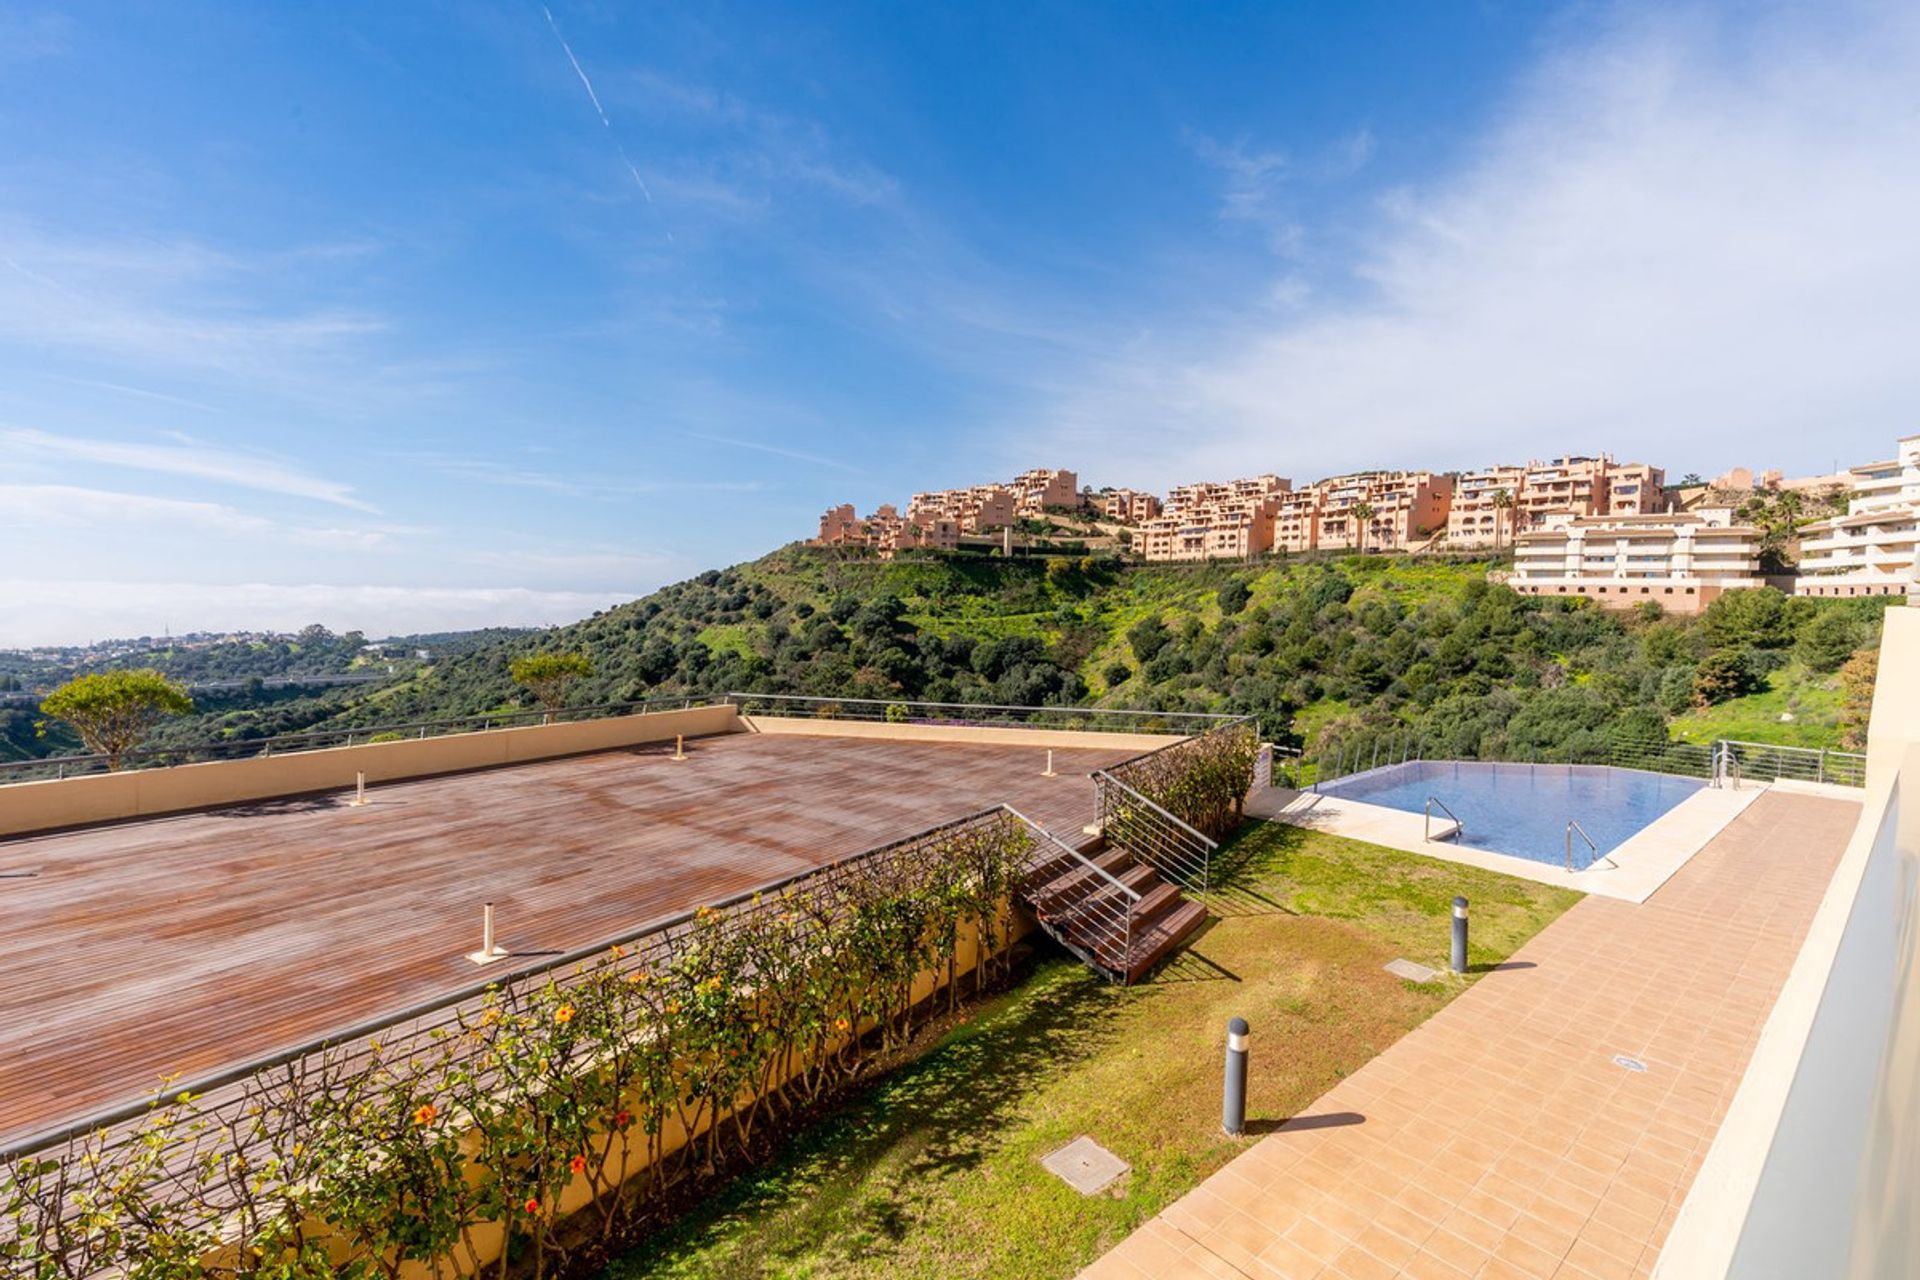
left=555, top=1004, right=576, bottom=1025
left=413, top=1103, right=437, bottom=1127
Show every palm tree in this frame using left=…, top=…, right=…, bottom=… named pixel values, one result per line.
left=1491, top=487, right=1513, bottom=552
left=1351, top=501, right=1376, bottom=555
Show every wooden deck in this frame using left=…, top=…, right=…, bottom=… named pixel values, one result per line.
left=0, top=731, right=1135, bottom=1145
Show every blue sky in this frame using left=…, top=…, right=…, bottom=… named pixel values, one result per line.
left=2, top=1, right=1917, bottom=644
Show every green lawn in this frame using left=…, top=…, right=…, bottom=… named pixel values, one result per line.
left=1670, top=659, right=1847, bottom=747
left=602, top=821, right=1579, bottom=1280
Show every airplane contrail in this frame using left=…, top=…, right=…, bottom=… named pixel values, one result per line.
left=542, top=5, right=660, bottom=210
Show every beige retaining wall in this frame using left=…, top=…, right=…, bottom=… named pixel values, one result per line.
left=739, top=714, right=1183, bottom=753
left=0, top=703, right=741, bottom=837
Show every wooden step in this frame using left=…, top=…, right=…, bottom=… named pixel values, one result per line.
left=1026, top=847, right=1132, bottom=915
left=1049, top=865, right=1156, bottom=925
left=1123, top=900, right=1209, bottom=983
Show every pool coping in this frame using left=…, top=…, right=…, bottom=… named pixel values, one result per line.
left=1249, top=773, right=1767, bottom=902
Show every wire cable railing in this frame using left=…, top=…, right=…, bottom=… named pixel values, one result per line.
left=1004, top=807, right=1140, bottom=981
left=1091, top=769, right=1219, bottom=891
left=1308, top=731, right=1864, bottom=791
left=0, top=695, right=729, bottom=785
left=724, top=692, right=1238, bottom=736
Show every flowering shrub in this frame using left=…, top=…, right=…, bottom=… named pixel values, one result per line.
left=1106, top=719, right=1258, bottom=842
left=0, top=809, right=1034, bottom=1280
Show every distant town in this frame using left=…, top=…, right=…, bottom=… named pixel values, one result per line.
left=814, top=432, right=1920, bottom=614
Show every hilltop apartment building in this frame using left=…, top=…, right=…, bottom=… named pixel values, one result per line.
left=1314, top=470, right=1455, bottom=553
left=1506, top=507, right=1764, bottom=613
left=814, top=503, right=960, bottom=558
left=1091, top=488, right=1163, bottom=525
left=1138, top=475, right=1291, bottom=562
left=1793, top=433, right=1920, bottom=599
left=812, top=467, right=1083, bottom=558
left=1445, top=454, right=1666, bottom=549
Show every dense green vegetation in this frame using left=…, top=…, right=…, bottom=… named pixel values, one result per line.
left=327, top=547, right=1885, bottom=758
left=4, top=548, right=1888, bottom=762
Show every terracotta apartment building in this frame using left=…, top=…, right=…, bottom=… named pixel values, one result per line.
left=1314, top=470, right=1455, bottom=553
left=1446, top=454, right=1666, bottom=549
left=815, top=503, right=960, bottom=557
left=813, top=466, right=1082, bottom=559
left=1092, top=488, right=1163, bottom=525
left=1138, top=475, right=1291, bottom=562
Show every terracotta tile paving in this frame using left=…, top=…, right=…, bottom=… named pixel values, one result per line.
left=1079, top=789, right=1859, bottom=1280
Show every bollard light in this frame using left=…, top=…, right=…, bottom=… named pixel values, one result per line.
left=672, top=734, right=687, bottom=762
left=467, top=902, right=510, bottom=965
left=350, top=771, right=367, bottom=807
left=1222, top=1016, right=1250, bottom=1136
left=1451, top=896, right=1469, bottom=974
left=1042, top=749, right=1056, bottom=778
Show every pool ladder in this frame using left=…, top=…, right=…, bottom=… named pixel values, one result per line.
left=1424, top=796, right=1463, bottom=843
left=1566, top=818, right=1597, bottom=871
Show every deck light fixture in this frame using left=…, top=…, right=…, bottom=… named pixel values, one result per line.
left=467, top=902, right=510, bottom=965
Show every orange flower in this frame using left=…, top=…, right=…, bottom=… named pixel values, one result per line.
left=569, top=1154, right=588, bottom=1175
left=412, top=1103, right=437, bottom=1127
left=609, top=944, right=626, bottom=960
left=833, top=1016, right=851, bottom=1034
left=554, top=1004, right=575, bottom=1025
left=523, top=1197, right=541, bottom=1216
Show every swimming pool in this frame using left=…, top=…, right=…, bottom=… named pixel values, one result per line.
left=1318, top=760, right=1704, bottom=870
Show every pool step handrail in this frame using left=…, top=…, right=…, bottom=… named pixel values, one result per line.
left=1566, top=818, right=1598, bottom=871
left=1424, top=795, right=1463, bottom=843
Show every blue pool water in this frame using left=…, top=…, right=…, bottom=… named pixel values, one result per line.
left=1319, top=760, right=1703, bottom=869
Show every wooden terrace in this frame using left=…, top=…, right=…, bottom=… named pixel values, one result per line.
left=0, top=730, right=1137, bottom=1146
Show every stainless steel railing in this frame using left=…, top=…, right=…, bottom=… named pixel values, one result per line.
left=1004, top=807, right=1140, bottom=982
left=1091, top=769, right=1219, bottom=891
left=0, top=695, right=728, bottom=784
left=1566, top=818, right=1597, bottom=871
left=1425, top=795, right=1463, bottom=843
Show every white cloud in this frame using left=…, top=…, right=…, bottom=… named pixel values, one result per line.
left=0, top=483, right=270, bottom=533
left=1043, top=1, right=1920, bottom=484
left=2, top=427, right=375, bottom=510
left=0, top=484, right=418, bottom=551
left=0, top=580, right=635, bottom=647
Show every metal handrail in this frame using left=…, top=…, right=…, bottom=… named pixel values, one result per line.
left=1091, top=770, right=1219, bottom=848
left=1004, top=806, right=1138, bottom=983
left=1003, top=807, right=1141, bottom=904
left=1424, top=796, right=1463, bottom=843
left=725, top=692, right=1240, bottom=728
left=1566, top=819, right=1598, bottom=871
left=1094, top=714, right=1259, bottom=774
left=0, top=695, right=727, bottom=783
left=1091, top=769, right=1219, bottom=891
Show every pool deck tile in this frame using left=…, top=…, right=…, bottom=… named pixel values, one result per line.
left=1078, top=788, right=1859, bottom=1280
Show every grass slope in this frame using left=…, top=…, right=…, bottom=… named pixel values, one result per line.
left=602, top=821, right=1579, bottom=1280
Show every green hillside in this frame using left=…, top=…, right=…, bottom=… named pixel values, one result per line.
left=11, top=547, right=1889, bottom=763
left=313, top=546, right=1885, bottom=759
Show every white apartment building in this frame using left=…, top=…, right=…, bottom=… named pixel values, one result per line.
left=1507, top=508, right=1764, bottom=614
left=1793, top=434, right=1920, bottom=600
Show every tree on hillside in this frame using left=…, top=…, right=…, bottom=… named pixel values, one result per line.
left=1693, top=648, right=1761, bottom=706
left=40, top=669, right=193, bottom=769
left=1351, top=502, right=1376, bottom=555
left=509, top=651, right=594, bottom=724
left=1796, top=609, right=1860, bottom=673
left=1838, top=646, right=1877, bottom=750
left=1701, top=588, right=1793, bottom=651
left=1491, top=488, right=1514, bottom=552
